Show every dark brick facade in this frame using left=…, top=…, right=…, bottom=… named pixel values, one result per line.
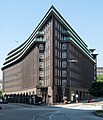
left=2, top=6, right=97, bottom=104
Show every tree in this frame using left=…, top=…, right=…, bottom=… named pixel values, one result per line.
left=0, top=91, right=2, bottom=98
left=97, top=74, right=103, bottom=82
left=89, top=81, right=103, bottom=97
left=89, top=74, right=103, bottom=97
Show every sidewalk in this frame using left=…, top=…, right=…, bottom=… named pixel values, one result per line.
left=54, top=102, right=83, bottom=108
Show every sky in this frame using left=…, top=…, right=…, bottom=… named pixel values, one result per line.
left=0, top=0, right=103, bottom=79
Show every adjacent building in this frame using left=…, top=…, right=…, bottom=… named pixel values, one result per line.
left=97, top=67, right=103, bottom=75
left=1, top=6, right=97, bottom=104
left=0, top=79, right=3, bottom=91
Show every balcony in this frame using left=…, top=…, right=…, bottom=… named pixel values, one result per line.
left=35, top=38, right=46, bottom=42
left=35, top=31, right=44, bottom=38
left=61, top=30, right=71, bottom=37
left=61, top=37, right=72, bottom=42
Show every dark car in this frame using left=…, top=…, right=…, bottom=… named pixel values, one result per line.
left=88, top=99, right=94, bottom=103
left=0, top=99, right=8, bottom=104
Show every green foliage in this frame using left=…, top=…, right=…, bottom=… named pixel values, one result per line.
left=97, top=74, right=103, bottom=82
left=89, top=74, right=103, bottom=97
left=0, top=91, right=2, bottom=98
left=89, top=81, right=103, bottom=97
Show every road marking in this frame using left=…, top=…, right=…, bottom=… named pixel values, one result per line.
left=32, top=115, right=36, bottom=120
left=32, top=111, right=56, bottom=120
left=49, top=111, right=60, bottom=120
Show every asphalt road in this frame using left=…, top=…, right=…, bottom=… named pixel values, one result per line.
left=0, top=103, right=56, bottom=120
left=0, top=102, right=103, bottom=120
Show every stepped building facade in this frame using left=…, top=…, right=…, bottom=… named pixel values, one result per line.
left=2, top=6, right=97, bottom=104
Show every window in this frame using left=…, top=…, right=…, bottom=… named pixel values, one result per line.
left=58, top=32, right=59, bottom=39
left=39, top=71, right=44, bottom=77
left=60, top=79, right=61, bottom=85
left=60, top=61, right=61, bottom=67
left=60, top=43, right=61, bottom=49
left=55, top=20, right=57, bottom=27
left=62, top=43, right=67, bottom=49
left=62, top=70, right=67, bottom=77
left=58, top=41, right=59, bottom=47
left=55, top=39, right=57, bottom=46
left=58, top=51, right=59, bottom=57
left=39, top=37, right=43, bottom=41
left=39, top=80, right=44, bottom=86
left=58, top=60, right=59, bottom=66
left=55, top=78, right=57, bottom=85
left=39, top=62, right=44, bottom=68
left=39, top=53, right=44, bottom=59
left=62, top=61, right=67, bottom=68
left=58, top=70, right=59, bottom=76
left=55, top=59, right=57, bottom=65
left=64, top=36, right=67, bottom=41
left=62, top=79, right=67, bottom=85
left=62, top=52, right=67, bottom=58
left=60, top=52, right=61, bottom=58
left=57, top=79, right=59, bottom=85
left=55, top=69, right=57, bottom=76
left=39, top=44, right=44, bottom=50
left=60, top=70, right=61, bottom=77
left=58, top=22, right=59, bottom=29
left=55, top=30, right=57, bottom=37
left=55, top=49, right=57, bottom=56
left=60, top=25, right=61, bottom=31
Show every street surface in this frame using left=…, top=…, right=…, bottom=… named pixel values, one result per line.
left=0, top=101, right=103, bottom=120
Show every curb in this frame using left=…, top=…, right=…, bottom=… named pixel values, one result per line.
left=93, top=111, right=103, bottom=118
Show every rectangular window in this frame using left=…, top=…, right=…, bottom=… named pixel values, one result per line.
left=39, top=53, right=44, bottom=59
left=58, top=70, right=59, bottom=76
left=58, top=51, right=59, bottom=57
left=58, top=22, right=59, bottom=29
left=55, top=30, right=57, bottom=37
left=39, top=62, right=44, bottom=68
left=62, top=70, right=67, bottom=77
left=55, top=20, right=57, bottom=27
left=39, top=71, right=44, bottom=77
left=55, top=59, right=57, bottom=66
left=58, top=32, right=59, bottom=39
left=62, top=61, right=67, bottom=68
left=62, top=52, right=67, bottom=58
left=55, top=39, right=57, bottom=46
left=39, top=44, right=44, bottom=50
left=62, top=79, right=67, bottom=86
left=57, top=79, right=59, bottom=85
left=55, top=49, right=57, bottom=56
left=58, top=60, right=59, bottom=66
left=55, top=69, right=57, bottom=76
left=39, top=80, right=44, bottom=86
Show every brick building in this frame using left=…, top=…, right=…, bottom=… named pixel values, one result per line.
left=0, top=79, right=2, bottom=91
left=1, top=6, right=97, bottom=104
left=97, top=67, right=103, bottom=75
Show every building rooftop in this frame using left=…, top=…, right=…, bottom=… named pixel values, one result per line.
left=1, top=5, right=96, bottom=70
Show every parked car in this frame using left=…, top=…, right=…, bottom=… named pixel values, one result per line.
left=0, top=99, right=8, bottom=104
left=88, top=99, right=94, bottom=103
